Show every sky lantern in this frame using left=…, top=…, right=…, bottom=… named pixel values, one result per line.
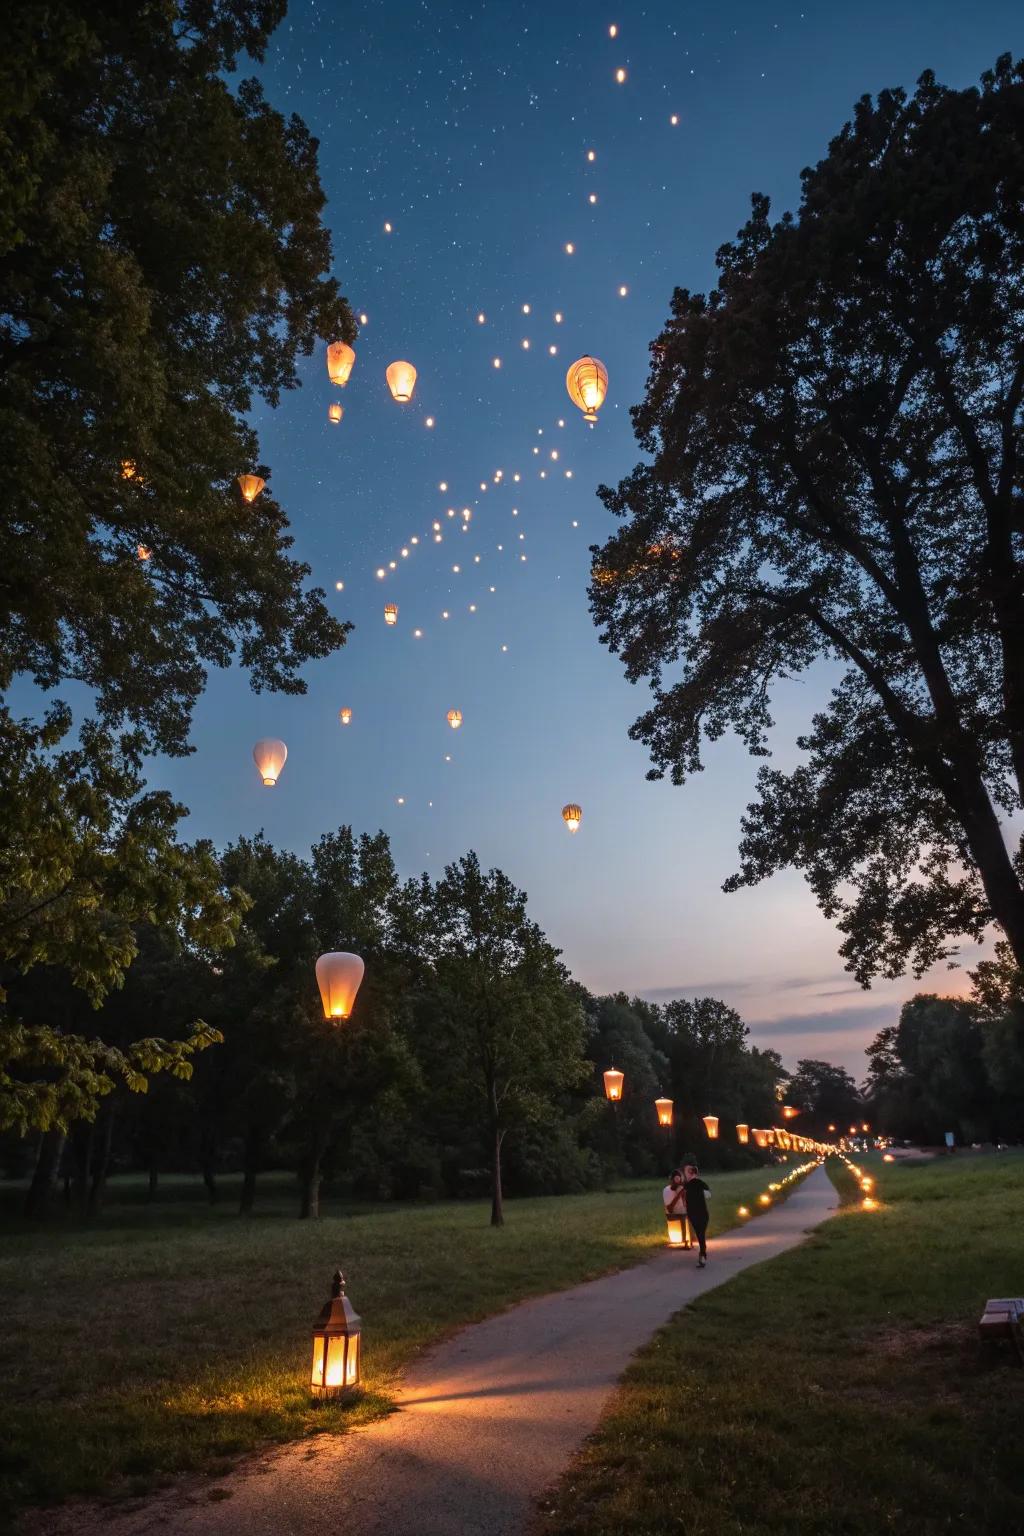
left=310, top=1270, right=362, bottom=1398
left=384, top=604, right=398, bottom=625
left=654, top=1096, right=673, bottom=1127
left=329, top=403, right=343, bottom=424
left=386, top=360, right=417, bottom=402
left=238, top=474, right=265, bottom=503
left=447, top=709, right=463, bottom=730
left=562, top=803, right=582, bottom=833
left=253, top=738, right=287, bottom=787
left=603, top=1067, right=624, bottom=1102
left=326, top=341, right=355, bottom=387
left=339, top=708, right=352, bottom=725
left=752, top=1128, right=769, bottom=1148
left=702, top=1115, right=719, bottom=1139
left=736, top=1123, right=749, bottom=1144
left=782, top=1104, right=799, bottom=1120
left=565, top=356, right=608, bottom=425
left=315, top=951, right=365, bottom=1021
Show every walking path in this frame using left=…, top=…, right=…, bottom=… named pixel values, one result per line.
left=38, top=1168, right=837, bottom=1536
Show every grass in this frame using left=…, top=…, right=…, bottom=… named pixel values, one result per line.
left=0, top=1161, right=801, bottom=1523
left=531, top=1151, right=1024, bottom=1536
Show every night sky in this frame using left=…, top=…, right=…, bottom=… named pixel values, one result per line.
left=153, top=0, right=1021, bottom=1075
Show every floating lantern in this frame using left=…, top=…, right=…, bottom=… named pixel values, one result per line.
left=386, top=360, right=417, bottom=402
left=562, top=803, right=582, bottom=833
left=447, top=709, right=463, bottom=730
left=315, top=952, right=365, bottom=1021
left=327, top=342, right=356, bottom=387
left=329, top=403, right=343, bottom=424
left=136, top=544, right=152, bottom=562
left=339, top=708, right=352, bottom=726
left=702, top=1115, right=719, bottom=1140
left=238, top=474, right=265, bottom=503
left=654, top=1097, right=673, bottom=1128
left=384, top=604, right=398, bottom=625
left=603, top=1067, right=624, bottom=1102
left=310, top=1270, right=362, bottom=1397
left=253, top=738, right=287, bottom=787
left=565, top=356, right=608, bottom=425
left=736, top=1123, right=749, bottom=1145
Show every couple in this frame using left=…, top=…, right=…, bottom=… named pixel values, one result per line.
left=663, top=1164, right=711, bottom=1268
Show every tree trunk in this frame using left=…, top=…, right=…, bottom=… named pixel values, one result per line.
left=87, top=1107, right=115, bottom=1216
left=490, top=1123, right=504, bottom=1227
left=299, top=1151, right=321, bottom=1220
left=239, top=1126, right=262, bottom=1215
left=69, top=1121, right=94, bottom=1216
left=200, top=1126, right=218, bottom=1203
left=23, top=1129, right=65, bottom=1220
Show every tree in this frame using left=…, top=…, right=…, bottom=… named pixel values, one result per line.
left=592, top=57, right=1024, bottom=988
left=785, top=1058, right=862, bottom=1135
left=419, top=854, right=587, bottom=1226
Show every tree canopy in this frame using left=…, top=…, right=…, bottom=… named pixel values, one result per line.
left=592, top=56, right=1024, bottom=986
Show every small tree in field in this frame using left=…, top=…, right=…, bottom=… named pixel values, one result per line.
left=592, top=57, right=1024, bottom=991
left=421, top=854, right=587, bottom=1226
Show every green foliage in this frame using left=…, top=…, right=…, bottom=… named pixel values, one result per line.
left=786, top=1057, right=862, bottom=1132
left=593, top=56, right=1024, bottom=982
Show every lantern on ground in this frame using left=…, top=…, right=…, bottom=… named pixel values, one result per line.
left=702, top=1115, right=719, bottom=1140
left=565, top=356, right=608, bottom=425
left=384, top=603, right=398, bottom=625
left=882, top=1152, right=895, bottom=1163
left=386, top=360, right=417, bottom=402
left=665, top=1215, right=692, bottom=1249
left=329, top=403, right=343, bottom=424
left=238, top=474, right=265, bottom=503
left=736, top=1123, right=749, bottom=1145
left=603, top=1067, right=624, bottom=1102
left=310, top=1270, right=362, bottom=1397
left=562, top=803, right=582, bottom=833
left=339, top=708, right=352, bottom=725
left=253, top=738, right=287, bottom=787
left=654, top=1097, right=673, bottom=1128
left=315, top=952, right=365, bottom=1021
left=447, top=709, right=463, bottom=730
left=327, top=341, right=356, bottom=387
left=738, top=1205, right=750, bottom=1218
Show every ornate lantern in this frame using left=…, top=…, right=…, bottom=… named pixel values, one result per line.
left=238, top=474, right=265, bottom=503
left=386, top=360, right=417, bottom=402
left=315, top=952, right=365, bottom=1021
left=702, top=1115, right=719, bottom=1140
left=736, top=1123, right=749, bottom=1144
left=252, top=738, right=287, bottom=787
left=447, top=709, right=463, bottom=730
left=603, top=1067, right=624, bottom=1102
left=327, top=341, right=356, bottom=387
left=384, top=604, right=398, bottom=625
left=562, top=803, right=582, bottom=833
left=329, top=403, right=343, bottom=424
left=565, top=356, right=608, bottom=425
left=310, top=1270, right=362, bottom=1397
left=654, top=1097, right=673, bottom=1128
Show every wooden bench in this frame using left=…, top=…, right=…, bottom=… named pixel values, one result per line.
left=979, top=1298, right=1024, bottom=1364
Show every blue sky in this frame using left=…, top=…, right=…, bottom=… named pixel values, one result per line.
left=149, top=0, right=1021, bottom=1075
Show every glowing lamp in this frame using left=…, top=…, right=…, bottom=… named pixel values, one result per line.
left=137, top=544, right=152, bottom=562
left=702, top=1115, right=719, bottom=1140
left=736, top=1123, right=749, bottom=1144
left=758, top=1193, right=771, bottom=1206
left=882, top=1152, right=895, bottom=1163
left=665, top=1216, right=692, bottom=1248
left=384, top=604, right=398, bottom=625
left=862, top=1196, right=878, bottom=1211
left=329, top=403, right=343, bottom=424
left=654, top=1097, right=673, bottom=1128
left=603, top=1067, right=624, bottom=1102
left=447, top=709, right=463, bottom=730
left=386, top=360, right=417, bottom=402
left=315, top=952, right=365, bottom=1021
left=565, top=356, right=608, bottom=425
left=738, top=1205, right=750, bottom=1217
left=752, top=1128, right=769, bottom=1149
left=327, top=342, right=355, bottom=387
left=861, top=1122, right=870, bottom=1133
left=828, top=1123, right=836, bottom=1133
left=339, top=708, right=352, bottom=725
left=782, top=1104, right=799, bottom=1120
left=310, top=1270, right=362, bottom=1397
left=238, top=474, right=265, bottom=503
left=253, top=738, right=287, bottom=787
left=562, top=803, right=582, bottom=833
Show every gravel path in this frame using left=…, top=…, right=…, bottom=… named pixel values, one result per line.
left=32, top=1168, right=837, bottom=1536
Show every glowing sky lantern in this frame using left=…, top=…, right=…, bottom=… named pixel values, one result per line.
left=339, top=708, right=352, bottom=725
left=603, top=1067, right=624, bottom=1102
left=253, top=738, right=287, bottom=787
left=562, top=802, right=582, bottom=833
left=329, top=403, right=343, bottom=424
left=565, top=356, right=608, bottom=426
left=654, top=1097, right=673, bottom=1127
left=782, top=1104, right=800, bottom=1119
left=238, top=474, right=265, bottom=502
left=326, top=341, right=355, bottom=387
left=386, top=360, right=417, bottom=402
left=384, top=603, right=398, bottom=625
left=315, top=952, right=365, bottom=1021
left=447, top=709, right=463, bottom=730
left=702, top=1115, right=720, bottom=1139
left=736, top=1123, right=750, bottom=1144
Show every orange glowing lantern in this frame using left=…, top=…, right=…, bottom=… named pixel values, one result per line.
left=736, top=1123, right=749, bottom=1145
left=702, top=1115, right=719, bottom=1140
left=310, top=1270, right=362, bottom=1397
left=562, top=803, right=582, bottom=834
left=326, top=341, right=356, bottom=387
left=238, top=474, right=265, bottom=503
left=665, top=1216, right=692, bottom=1248
left=565, top=356, right=609, bottom=425
left=315, top=951, right=365, bottom=1021
left=328, top=402, right=343, bottom=424
left=339, top=708, right=352, bottom=726
left=384, top=604, right=398, bottom=626
left=603, top=1067, right=624, bottom=1102
left=253, top=738, right=287, bottom=787
left=882, top=1152, right=895, bottom=1163
left=447, top=709, right=463, bottom=730
left=136, top=544, right=152, bottom=562
left=386, top=360, right=417, bottom=402
left=654, top=1097, right=673, bottom=1128
left=782, top=1104, right=799, bottom=1120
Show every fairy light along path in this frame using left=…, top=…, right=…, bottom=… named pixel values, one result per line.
left=45, top=1169, right=837, bottom=1536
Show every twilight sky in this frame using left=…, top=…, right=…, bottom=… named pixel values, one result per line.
left=152, top=0, right=1021, bottom=1076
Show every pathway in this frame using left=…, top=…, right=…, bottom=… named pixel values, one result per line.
left=37, top=1168, right=837, bottom=1536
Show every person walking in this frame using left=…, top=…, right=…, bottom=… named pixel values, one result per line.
left=683, top=1162, right=711, bottom=1267
left=662, top=1168, right=691, bottom=1248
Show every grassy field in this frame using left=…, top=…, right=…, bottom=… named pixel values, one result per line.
left=532, top=1151, right=1024, bottom=1536
left=0, top=1162, right=799, bottom=1522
